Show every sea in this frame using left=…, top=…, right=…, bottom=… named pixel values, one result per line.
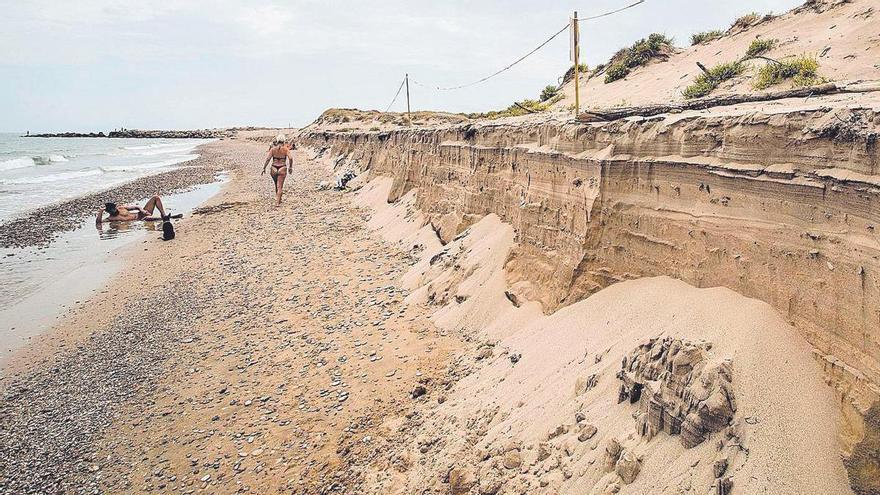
left=0, top=133, right=210, bottom=222
left=0, top=133, right=225, bottom=365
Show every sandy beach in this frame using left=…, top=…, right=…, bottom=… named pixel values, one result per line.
left=3, top=1, right=879, bottom=494
left=0, top=138, right=461, bottom=493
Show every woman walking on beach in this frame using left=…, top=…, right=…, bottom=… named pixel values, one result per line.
left=262, top=134, right=293, bottom=206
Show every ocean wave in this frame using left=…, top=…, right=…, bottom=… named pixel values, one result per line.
left=0, top=157, right=36, bottom=172
left=32, top=154, right=69, bottom=165
left=135, top=146, right=199, bottom=157
left=100, top=154, right=198, bottom=172
left=0, top=155, right=70, bottom=171
left=122, top=142, right=185, bottom=151
left=0, top=169, right=103, bottom=185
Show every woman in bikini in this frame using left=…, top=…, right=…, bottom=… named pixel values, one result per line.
left=262, top=134, right=293, bottom=206
left=96, top=194, right=167, bottom=223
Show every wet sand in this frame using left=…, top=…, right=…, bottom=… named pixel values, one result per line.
left=0, top=139, right=459, bottom=494
left=0, top=177, right=226, bottom=364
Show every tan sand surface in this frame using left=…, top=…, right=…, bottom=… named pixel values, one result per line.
left=346, top=178, right=854, bottom=494
left=555, top=0, right=880, bottom=110
left=0, top=140, right=459, bottom=494
left=0, top=140, right=857, bottom=494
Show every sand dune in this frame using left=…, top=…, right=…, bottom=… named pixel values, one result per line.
left=555, top=0, right=880, bottom=109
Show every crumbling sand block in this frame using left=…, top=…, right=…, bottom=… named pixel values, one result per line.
left=615, top=450, right=642, bottom=484
left=618, top=337, right=736, bottom=448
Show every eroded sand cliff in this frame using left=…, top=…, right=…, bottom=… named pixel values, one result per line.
left=297, top=86, right=880, bottom=492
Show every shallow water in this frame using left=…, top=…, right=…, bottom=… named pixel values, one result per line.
left=0, top=133, right=211, bottom=222
left=0, top=175, right=227, bottom=365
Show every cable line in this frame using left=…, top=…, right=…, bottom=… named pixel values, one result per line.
left=577, top=0, right=645, bottom=22
left=385, top=77, right=407, bottom=112
left=427, top=23, right=570, bottom=91
left=408, top=0, right=646, bottom=92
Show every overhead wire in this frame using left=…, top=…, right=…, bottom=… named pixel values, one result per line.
left=417, top=23, right=570, bottom=91
left=384, top=77, right=407, bottom=112
left=576, top=0, right=645, bottom=22
left=409, top=0, right=648, bottom=92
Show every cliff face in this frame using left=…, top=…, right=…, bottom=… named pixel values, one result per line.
left=298, top=102, right=880, bottom=469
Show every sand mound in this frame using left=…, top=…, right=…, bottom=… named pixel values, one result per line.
left=555, top=0, right=880, bottom=109
left=354, top=178, right=853, bottom=494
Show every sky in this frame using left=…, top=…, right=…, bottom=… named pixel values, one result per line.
left=0, top=0, right=804, bottom=132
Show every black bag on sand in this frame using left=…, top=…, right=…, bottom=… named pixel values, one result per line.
left=162, top=216, right=175, bottom=241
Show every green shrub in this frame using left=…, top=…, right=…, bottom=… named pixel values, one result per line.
left=732, top=12, right=760, bottom=30
left=561, top=63, right=590, bottom=84
left=471, top=99, right=551, bottom=120
left=604, top=63, right=630, bottom=83
left=682, top=61, right=746, bottom=99
left=753, top=55, right=823, bottom=90
left=746, top=38, right=776, bottom=57
left=691, top=30, right=724, bottom=45
left=540, top=85, right=558, bottom=102
left=603, top=33, right=673, bottom=83
left=369, top=126, right=380, bottom=131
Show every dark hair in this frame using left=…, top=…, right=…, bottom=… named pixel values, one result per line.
left=105, top=202, right=119, bottom=216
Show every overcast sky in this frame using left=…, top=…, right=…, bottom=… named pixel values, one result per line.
left=0, top=0, right=804, bottom=132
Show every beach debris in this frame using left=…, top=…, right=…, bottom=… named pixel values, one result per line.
left=574, top=373, right=599, bottom=395
left=411, top=384, right=427, bottom=399
left=603, top=438, right=622, bottom=472
left=502, top=450, right=522, bottom=470
left=334, top=170, right=356, bottom=190
left=447, top=467, right=477, bottom=494
left=577, top=424, right=598, bottom=442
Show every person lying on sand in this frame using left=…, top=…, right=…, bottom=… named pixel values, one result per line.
left=96, top=194, right=172, bottom=224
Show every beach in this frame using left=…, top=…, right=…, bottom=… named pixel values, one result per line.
left=0, top=138, right=460, bottom=493
left=0, top=133, right=858, bottom=495
left=2, top=1, right=879, bottom=492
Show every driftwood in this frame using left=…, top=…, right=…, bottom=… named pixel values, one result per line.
left=577, top=81, right=880, bottom=122
left=514, top=101, right=539, bottom=114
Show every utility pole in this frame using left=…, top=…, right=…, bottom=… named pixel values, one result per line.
left=405, top=73, right=412, bottom=125
left=572, top=11, right=581, bottom=119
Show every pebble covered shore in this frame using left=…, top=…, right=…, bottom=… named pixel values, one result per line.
left=0, top=140, right=458, bottom=494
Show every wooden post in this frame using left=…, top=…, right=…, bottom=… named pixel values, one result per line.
left=405, top=73, right=412, bottom=125
left=573, top=11, right=580, bottom=118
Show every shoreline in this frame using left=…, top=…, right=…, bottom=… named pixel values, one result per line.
left=24, top=130, right=230, bottom=139
left=0, top=177, right=228, bottom=368
left=0, top=139, right=460, bottom=494
left=0, top=141, right=232, bottom=249
left=0, top=141, right=249, bottom=378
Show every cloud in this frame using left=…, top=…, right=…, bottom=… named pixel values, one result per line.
left=0, top=0, right=806, bottom=131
